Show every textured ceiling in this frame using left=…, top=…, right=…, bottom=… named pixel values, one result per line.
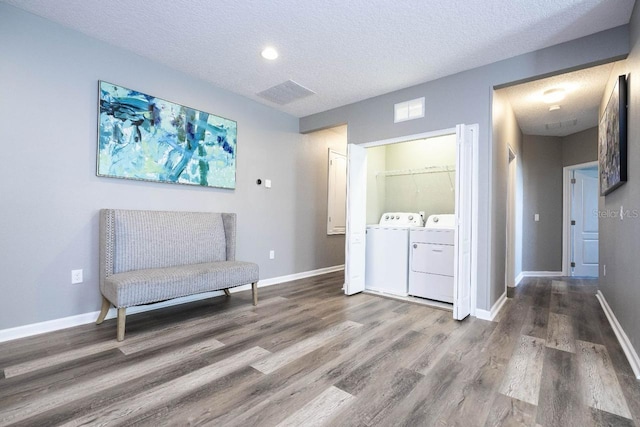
left=501, top=63, right=616, bottom=137
left=2, top=0, right=635, bottom=117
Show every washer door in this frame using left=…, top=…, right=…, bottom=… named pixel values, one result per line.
left=411, top=243, right=455, bottom=276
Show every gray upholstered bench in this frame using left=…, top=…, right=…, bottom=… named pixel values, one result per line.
left=95, top=209, right=259, bottom=341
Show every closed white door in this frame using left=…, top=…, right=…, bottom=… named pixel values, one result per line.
left=327, top=150, right=347, bottom=234
left=572, top=168, right=598, bottom=277
left=344, top=143, right=367, bottom=295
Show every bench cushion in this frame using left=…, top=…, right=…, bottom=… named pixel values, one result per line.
left=113, top=210, right=227, bottom=274
left=103, top=261, right=259, bottom=308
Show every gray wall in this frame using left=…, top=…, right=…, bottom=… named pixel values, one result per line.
left=562, top=127, right=599, bottom=167
left=599, top=4, right=640, bottom=359
left=522, top=136, right=564, bottom=271
left=492, top=90, right=523, bottom=289
left=0, top=4, right=343, bottom=330
left=301, top=27, right=629, bottom=311
left=520, top=128, right=598, bottom=272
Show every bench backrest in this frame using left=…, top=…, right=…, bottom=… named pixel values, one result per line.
left=100, top=209, right=236, bottom=279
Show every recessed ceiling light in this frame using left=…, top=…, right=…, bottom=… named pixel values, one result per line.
left=261, top=47, right=278, bottom=60
left=549, top=105, right=561, bottom=111
left=542, top=88, right=566, bottom=103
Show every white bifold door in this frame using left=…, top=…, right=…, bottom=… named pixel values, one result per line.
left=453, top=124, right=473, bottom=320
left=344, top=143, right=367, bottom=295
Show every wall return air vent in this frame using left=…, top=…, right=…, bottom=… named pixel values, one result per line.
left=394, top=97, right=425, bottom=123
left=257, top=80, right=316, bottom=105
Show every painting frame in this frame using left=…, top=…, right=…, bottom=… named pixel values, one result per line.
left=598, top=74, right=628, bottom=196
left=97, top=81, right=237, bottom=189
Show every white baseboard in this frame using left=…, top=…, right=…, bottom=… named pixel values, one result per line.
left=514, top=272, right=525, bottom=287
left=475, top=291, right=507, bottom=321
left=520, top=271, right=563, bottom=278
left=596, top=290, right=640, bottom=379
left=0, top=265, right=345, bottom=344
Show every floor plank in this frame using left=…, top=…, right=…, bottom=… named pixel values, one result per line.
left=536, top=347, right=588, bottom=427
left=575, top=340, right=632, bottom=419
left=498, top=335, right=546, bottom=405
left=484, top=394, right=537, bottom=427
left=546, top=312, right=576, bottom=353
left=274, top=385, right=355, bottom=427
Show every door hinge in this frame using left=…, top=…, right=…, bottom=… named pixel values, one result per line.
left=571, top=178, right=576, bottom=184
left=571, top=220, right=576, bottom=225
left=571, top=262, right=576, bottom=268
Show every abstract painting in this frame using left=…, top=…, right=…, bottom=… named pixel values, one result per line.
left=98, top=81, right=236, bottom=189
left=598, top=75, right=627, bottom=196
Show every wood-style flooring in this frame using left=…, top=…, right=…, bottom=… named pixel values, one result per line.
left=1, top=272, right=639, bottom=426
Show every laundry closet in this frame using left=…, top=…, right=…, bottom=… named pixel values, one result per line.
left=344, top=125, right=476, bottom=320
left=364, top=134, right=457, bottom=304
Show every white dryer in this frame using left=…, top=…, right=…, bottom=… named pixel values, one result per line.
left=409, top=214, right=456, bottom=303
left=365, top=212, right=423, bottom=297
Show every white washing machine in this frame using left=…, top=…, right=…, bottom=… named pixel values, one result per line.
left=365, top=212, right=423, bottom=297
left=409, top=214, right=456, bottom=303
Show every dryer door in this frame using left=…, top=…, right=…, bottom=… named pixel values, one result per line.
left=411, top=243, right=455, bottom=277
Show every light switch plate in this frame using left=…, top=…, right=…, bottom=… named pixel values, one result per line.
left=534, top=214, right=539, bottom=222
left=71, top=269, right=83, bottom=284
left=265, top=179, right=272, bottom=188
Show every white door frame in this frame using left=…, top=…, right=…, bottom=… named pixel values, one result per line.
left=562, top=160, right=598, bottom=276
left=352, top=125, right=479, bottom=316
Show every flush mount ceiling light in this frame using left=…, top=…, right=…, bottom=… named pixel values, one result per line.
left=549, top=105, right=561, bottom=111
left=261, top=47, right=278, bottom=60
left=542, top=88, right=566, bottom=103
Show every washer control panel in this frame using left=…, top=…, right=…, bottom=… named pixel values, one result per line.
left=379, top=212, right=423, bottom=227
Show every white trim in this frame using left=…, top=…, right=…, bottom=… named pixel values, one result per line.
left=514, top=271, right=525, bottom=287
left=0, top=265, right=345, bottom=344
left=596, top=290, right=640, bottom=379
left=471, top=123, right=480, bottom=317
left=519, top=271, right=563, bottom=278
left=475, top=291, right=507, bottom=321
left=562, top=161, right=598, bottom=276
left=360, top=127, right=457, bottom=148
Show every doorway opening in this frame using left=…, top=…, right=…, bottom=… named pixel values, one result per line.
left=344, top=125, right=478, bottom=320
left=562, top=161, right=599, bottom=277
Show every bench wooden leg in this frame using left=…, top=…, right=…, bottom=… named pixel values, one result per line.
left=252, top=282, right=258, bottom=306
left=96, top=296, right=111, bottom=325
left=117, top=308, right=126, bottom=342
left=223, top=288, right=231, bottom=296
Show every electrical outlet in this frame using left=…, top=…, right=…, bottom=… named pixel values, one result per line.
left=71, top=269, right=83, bottom=284
left=269, top=250, right=275, bottom=260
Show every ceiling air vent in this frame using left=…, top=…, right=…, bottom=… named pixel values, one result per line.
left=257, top=80, right=315, bottom=105
left=545, top=119, right=577, bottom=130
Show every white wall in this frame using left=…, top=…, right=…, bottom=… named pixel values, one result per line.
left=0, top=4, right=343, bottom=330
left=383, top=135, right=456, bottom=218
